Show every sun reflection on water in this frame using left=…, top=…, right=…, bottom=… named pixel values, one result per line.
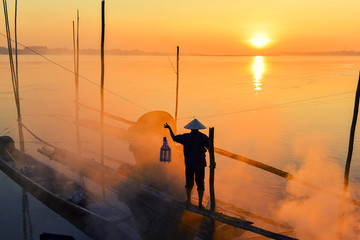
left=252, top=56, right=265, bottom=91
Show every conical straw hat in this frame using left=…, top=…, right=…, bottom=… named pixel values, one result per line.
left=184, top=119, right=206, bottom=130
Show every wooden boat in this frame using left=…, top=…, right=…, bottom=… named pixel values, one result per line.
left=36, top=144, right=297, bottom=240
left=0, top=136, right=141, bottom=240
left=0, top=136, right=297, bottom=239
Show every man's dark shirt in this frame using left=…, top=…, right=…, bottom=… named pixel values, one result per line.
left=173, top=131, right=209, bottom=168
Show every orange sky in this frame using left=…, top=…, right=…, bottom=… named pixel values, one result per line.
left=1, top=0, right=360, bottom=55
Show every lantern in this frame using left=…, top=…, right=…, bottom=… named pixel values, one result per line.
left=160, top=137, right=171, bottom=162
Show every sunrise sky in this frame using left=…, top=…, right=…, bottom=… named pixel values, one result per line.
left=1, top=0, right=360, bottom=55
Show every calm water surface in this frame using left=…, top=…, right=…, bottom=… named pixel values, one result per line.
left=1, top=54, right=360, bottom=239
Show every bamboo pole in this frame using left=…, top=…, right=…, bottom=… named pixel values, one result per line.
left=76, top=11, right=81, bottom=154
left=100, top=0, right=105, bottom=142
left=338, top=72, right=360, bottom=239
left=100, top=0, right=105, bottom=197
left=344, top=72, right=360, bottom=192
left=73, top=20, right=76, bottom=80
left=175, top=46, right=179, bottom=125
left=6, top=1, right=32, bottom=239
left=14, top=0, right=18, bottom=101
left=76, top=10, right=79, bottom=87
left=214, top=147, right=360, bottom=206
left=100, top=1, right=105, bottom=154
left=209, top=127, right=216, bottom=211
left=73, top=14, right=81, bottom=154
left=214, top=147, right=290, bottom=179
left=2, top=0, right=24, bottom=151
left=14, top=0, right=24, bottom=152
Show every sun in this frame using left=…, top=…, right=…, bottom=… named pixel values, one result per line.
left=250, top=33, right=270, bottom=48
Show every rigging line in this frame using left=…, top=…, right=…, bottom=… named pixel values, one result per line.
left=0, top=32, right=148, bottom=111
left=184, top=90, right=355, bottom=120
left=0, top=120, right=18, bottom=135
left=23, top=125, right=91, bottom=146
left=21, top=123, right=55, bottom=148
left=167, top=54, right=177, bottom=73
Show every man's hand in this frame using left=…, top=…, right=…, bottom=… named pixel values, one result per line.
left=164, top=123, right=175, bottom=140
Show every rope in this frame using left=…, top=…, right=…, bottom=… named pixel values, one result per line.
left=21, top=123, right=55, bottom=148
left=0, top=120, right=17, bottom=135
left=167, top=55, right=177, bottom=74
left=178, top=90, right=355, bottom=120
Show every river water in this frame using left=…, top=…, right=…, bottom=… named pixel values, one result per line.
left=1, top=54, right=360, bottom=239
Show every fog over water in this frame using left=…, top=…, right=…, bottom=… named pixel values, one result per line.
left=1, top=55, right=360, bottom=239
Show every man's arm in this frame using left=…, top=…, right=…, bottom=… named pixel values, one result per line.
left=164, top=123, right=176, bottom=141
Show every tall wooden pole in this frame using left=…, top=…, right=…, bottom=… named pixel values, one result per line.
left=13, top=0, right=24, bottom=151
left=344, top=72, right=360, bottom=192
left=100, top=0, right=105, bottom=159
left=76, top=10, right=79, bottom=86
left=100, top=0, right=105, bottom=197
left=175, top=46, right=179, bottom=125
left=73, top=11, right=81, bottom=154
left=209, top=127, right=216, bottom=211
left=73, top=20, right=76, bottom=81
left=101, top=1, right=105, bottom=92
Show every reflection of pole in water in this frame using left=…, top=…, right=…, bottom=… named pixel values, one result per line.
left=73, top=11, right=84, bottom=186
left=22, top=189, right=33, bottom=240
left=252, top=56, right=265, bottom=91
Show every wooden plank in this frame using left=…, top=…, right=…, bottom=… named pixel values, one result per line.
left=183, top=204, right=298, bottom=240
left=214, top=147, right=290, bottom=179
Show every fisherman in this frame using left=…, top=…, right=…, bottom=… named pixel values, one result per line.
left=164, top=119, right=209, bottom=209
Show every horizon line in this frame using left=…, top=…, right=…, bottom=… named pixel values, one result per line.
left=1, top=46, right=360, bottom=57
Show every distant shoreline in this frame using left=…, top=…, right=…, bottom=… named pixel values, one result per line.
left=1, top=46, right=360, bottom=56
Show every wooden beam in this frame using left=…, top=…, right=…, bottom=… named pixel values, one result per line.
left=184, top=204, right=297, bottom=240
left=214, top=147, right=290, bottom=179
left=214, top=147, right=360, bottom=207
